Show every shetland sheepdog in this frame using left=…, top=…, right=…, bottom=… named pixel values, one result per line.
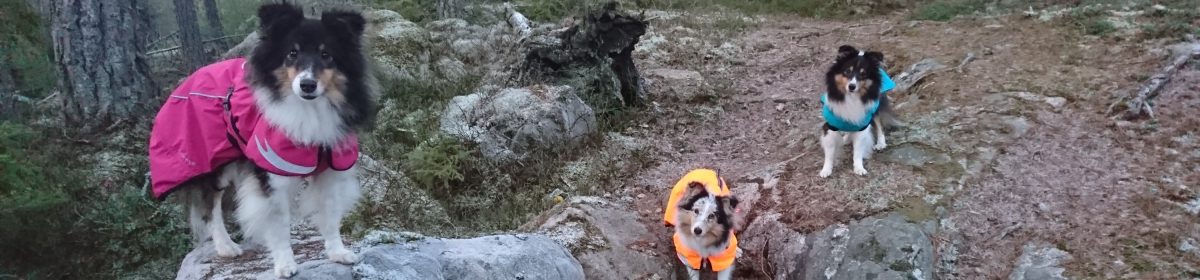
left=664, top=169, right=741, bottom=280
left=150, top=2, right=375, bottom=277
left=817, top=45, right=893, bottom=178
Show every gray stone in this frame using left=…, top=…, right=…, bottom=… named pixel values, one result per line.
left=795, top=213, right=935, bottom=280
left=881, top=144, right=953, bottom=167
left=1009, top=244, right=1071, bottom=280
left=645, top=68, right=712, bottom=102
left=521, top=196, right=670, bottom=280
left=894, top=58, right=947, bottom=92
left=177, top=232, right=583, bottom=280
left=439, top=85, right=597, bottom=161
left=357, top=234, right=585, bottom=280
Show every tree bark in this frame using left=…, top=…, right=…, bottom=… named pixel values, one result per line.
left=50, top=0, right=158, bottom=132
left=201, top=0, right=228, bottom=51
left=174, top=0, right=207, bottom=72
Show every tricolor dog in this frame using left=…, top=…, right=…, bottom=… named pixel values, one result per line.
left=663, top=169, right=741, bottom=280
left=818, top=45, right=896, bottom=177
left=148, top=3, right=374, bottom=277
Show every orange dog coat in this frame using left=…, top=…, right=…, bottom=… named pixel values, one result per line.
left=662, top=169, right=738, bottom=272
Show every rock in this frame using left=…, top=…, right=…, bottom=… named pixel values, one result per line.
left=357, top=234, right=585, bottom=280
left=440, top=85, right=597, bottom=161
left=354, top=154, right=452, bottom=230
left=1044, top=97, right=1067, bottom=108
left=367, top=10, right=434, bottom=83
left=794, top=213, right=935, bottom=280
left=894, top=58, right=947, bottom=92
left=1009, top=244, right=1071, bottom=280
left=177, top=231, right=583, bottom=280
left=521, top=197, right=671, bottom=280
left=176, top=230, right=347, bottom=280
left=881, top=144, right=953, bottom=167
left=644, top=69, right=712, bottom=102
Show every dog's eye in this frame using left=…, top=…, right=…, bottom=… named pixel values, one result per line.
left=287, top=50, right=298, bottom=59
left=707, top=215, right=716, bottom=220
left=693, top=209, right=699, bottom=214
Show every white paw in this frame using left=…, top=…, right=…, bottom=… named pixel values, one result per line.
left=819, top=168, right=833, bottom=178
left=214, top=242, right=244, bottom=258
left=274, top=261, right=298, bottom=278
left=853, top=166, right=868, bottom=176
left=327, top=248, right=359, bottom=264
left=874, top=142, right=887, bottom=151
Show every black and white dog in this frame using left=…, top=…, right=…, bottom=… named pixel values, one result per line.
left=152, top=2, right=375, bottom=277
left=817, top=45, right=893, bottom=177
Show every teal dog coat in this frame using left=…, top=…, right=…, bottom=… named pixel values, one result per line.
left=821, top=68, right=895, bottom=132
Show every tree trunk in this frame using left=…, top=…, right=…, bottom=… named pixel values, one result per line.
left=0, top=62, right=19, bottom=120
left=201, top=0, right=228, bottom=51
left=436, top=0, right=465, bottom=19
left=174, top=0, right=207, bottom=72
left=50, top=0, right=158, bottom=132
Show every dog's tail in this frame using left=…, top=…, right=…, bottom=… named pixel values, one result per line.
left=874, top=95, right=900, bottom=130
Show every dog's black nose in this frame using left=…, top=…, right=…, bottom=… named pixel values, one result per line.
left=299, top=79, right=318, bottom=93
left=693, top=228, right=703, bottom=235
left=848, top=84, right=858, bottom=91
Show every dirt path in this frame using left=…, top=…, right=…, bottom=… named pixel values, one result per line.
left=619, top=14, right=1200, bottom=279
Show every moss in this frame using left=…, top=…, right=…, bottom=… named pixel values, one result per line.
left=890, top=260, right=915, bottom=272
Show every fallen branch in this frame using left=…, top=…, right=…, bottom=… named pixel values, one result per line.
left=893, top=58, right=947, bottom=93
left=145, top=33, right=250, bottom=56
left=1118, top=40, right=1200, bottom=119
left=956, top=52, right=976, bottom=73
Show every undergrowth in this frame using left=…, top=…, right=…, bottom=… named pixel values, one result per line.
left=911, top=0, right=986, bottom=21
left=0, top=122, right=189, bottom=279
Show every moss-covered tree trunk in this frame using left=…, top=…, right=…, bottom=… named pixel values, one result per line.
left=174, top=0, right=207, bottom=72
left=50, top=0, right=158, bottom=132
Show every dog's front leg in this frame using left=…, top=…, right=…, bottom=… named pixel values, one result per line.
left=851, top=128, right=874, bottom=176
left=716, top=265, right=734, bottom=280
left=819, top=129, right=841, bottom=178
left=304, top=167, right=363, bottom=264
left=236, top=173, right=301, bottom=278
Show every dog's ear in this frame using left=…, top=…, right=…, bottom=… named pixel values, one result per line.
left=720, top=195, right=743, bottom=231
left=678, top=182, right=709, bottom=209
left=865, top=51, right=885, bottom=64
left=258, top=3, right=305, bottom=38
left=322, top=10, right=366, bottom=39
left=837, top=45, right=858, bottom=59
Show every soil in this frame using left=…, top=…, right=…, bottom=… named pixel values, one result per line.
left=614, top=13, right=1200, bottom=279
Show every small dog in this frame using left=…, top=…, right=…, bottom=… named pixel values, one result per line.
left=817, top=45, right=895, bottom=177
left=663, top=169, right=741, bottom=280
left=148, top=2, right=374, bottom=277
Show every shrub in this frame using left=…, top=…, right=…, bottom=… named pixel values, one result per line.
left=404, top=135, right=471, bottom=191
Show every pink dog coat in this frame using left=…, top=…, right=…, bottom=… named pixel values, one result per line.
left=148, top=58, right=358, bottom=200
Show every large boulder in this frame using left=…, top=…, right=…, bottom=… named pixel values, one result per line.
left=356, top=233, right=586, bottom=280
left=520, top=196, right=673, bottom=280
left=439, top=85, right=597, bottom=161
left=794, top=213, right=936, bottom=280
left=175, top=231, right=583, bottom=280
